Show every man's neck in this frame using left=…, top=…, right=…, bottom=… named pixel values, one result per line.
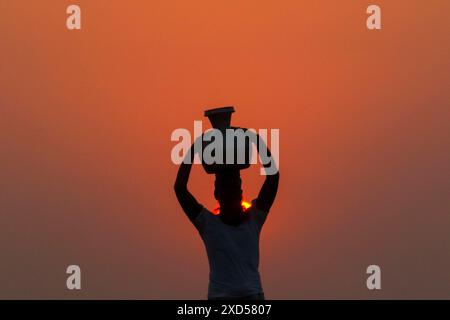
left=219, top=207, right=246, bottom=226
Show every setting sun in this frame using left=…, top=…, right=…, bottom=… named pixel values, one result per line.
left=212, top=199, right=252, bottom=215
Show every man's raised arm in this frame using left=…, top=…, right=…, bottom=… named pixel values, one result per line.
left=174, top=147, right=203, bottom=222
left=255, top=138, right=280, bottom=213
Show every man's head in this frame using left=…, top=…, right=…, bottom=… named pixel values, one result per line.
left=214, top=170, right=243, bottom=212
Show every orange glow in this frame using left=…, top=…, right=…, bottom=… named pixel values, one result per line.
left=212, top=198, right=252, bottom=215
left=242, top=200, right=252, bottom=210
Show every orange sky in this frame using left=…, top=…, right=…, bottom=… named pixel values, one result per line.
left=0, top=0, right=449, bottom=298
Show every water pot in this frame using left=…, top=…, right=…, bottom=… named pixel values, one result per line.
left=201, top=106, right=254, bottom=174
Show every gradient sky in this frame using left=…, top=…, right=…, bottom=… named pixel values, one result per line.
left=0, top=0, right=449, bottom=299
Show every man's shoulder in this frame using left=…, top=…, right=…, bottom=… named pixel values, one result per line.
left=248, top=199, right=269, bottom=215
left=247, top=200, right=269, bottom=226
left=192, top=206, right=215, bottom=230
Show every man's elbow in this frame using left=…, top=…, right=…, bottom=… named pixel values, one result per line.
left=174, top=181, right=187, bottom=195
left=270, top=171, right=280, bottom=181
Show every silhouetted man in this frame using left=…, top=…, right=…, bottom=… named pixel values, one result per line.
left=174, top=141, right=279, bottom=300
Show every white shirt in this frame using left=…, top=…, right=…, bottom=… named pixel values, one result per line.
left=193, top=200, right=268, bottom=299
